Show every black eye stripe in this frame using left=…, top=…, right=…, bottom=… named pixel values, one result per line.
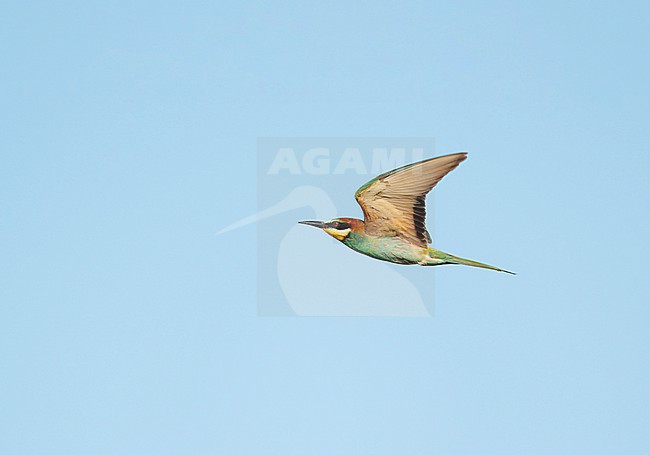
left=329, top=221, right=350, bottom=230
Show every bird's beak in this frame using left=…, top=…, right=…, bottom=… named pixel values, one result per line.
left=299, top=220, right=327, bottom=229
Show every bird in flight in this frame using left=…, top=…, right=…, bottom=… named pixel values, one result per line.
left=299, top=153, right=514, bottom=274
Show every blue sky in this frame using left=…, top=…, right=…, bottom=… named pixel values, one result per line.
left=1, top=1, right=649, bottom=454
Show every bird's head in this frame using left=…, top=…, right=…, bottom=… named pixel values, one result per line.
left=298, top=217, right=360, bottom=241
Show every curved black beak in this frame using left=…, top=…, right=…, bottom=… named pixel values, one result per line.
left=299, top=220, right=327, bottom=229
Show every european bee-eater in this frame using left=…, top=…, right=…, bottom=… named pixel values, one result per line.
left=299, top=153, right=515, bottom=274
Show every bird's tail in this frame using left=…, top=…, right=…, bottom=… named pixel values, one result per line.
left=426, top=248, right=515, bottom=275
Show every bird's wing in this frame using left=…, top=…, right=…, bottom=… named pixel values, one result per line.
left=354, top=153, right=467, bottom=248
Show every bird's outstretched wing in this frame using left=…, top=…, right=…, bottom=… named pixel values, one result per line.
left=354, top=153, right=468, bottom=248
